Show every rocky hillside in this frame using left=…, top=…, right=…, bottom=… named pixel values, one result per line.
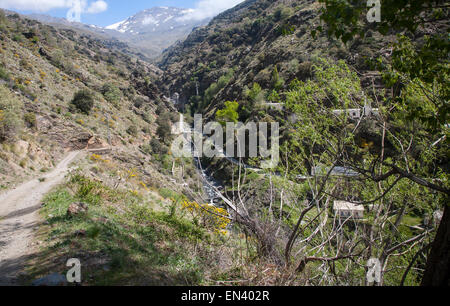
left=28, top=7, right=211, bottom=60
left=158, top=0, right=390, bottom=118
left=0, top=9, right=246, bottom=286
left=0, top=10, right=179, bottom=191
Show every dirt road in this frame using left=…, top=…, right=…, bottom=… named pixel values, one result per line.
left=0, top=151, right=81, bottom=285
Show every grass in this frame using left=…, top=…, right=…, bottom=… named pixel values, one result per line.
left=25, top=174, right=214, bottom=286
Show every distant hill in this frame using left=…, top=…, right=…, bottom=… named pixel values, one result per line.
left=26, top=7, right=211, bottom=59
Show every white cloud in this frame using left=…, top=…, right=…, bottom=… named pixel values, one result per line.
left=0, top=0, right=68, bottom=12
left=178, top=0, right=245, bottom=22
left=86, top=0, right=107, bottom=14
left=0, top=0, right=108, bottom=22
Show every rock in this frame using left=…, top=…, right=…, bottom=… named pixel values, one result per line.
left=70, top=132, right=93, bottom=150
left=14, top=140, right=29, bottom=159
left=32, top=273, right=68, bottom=286
left=67, top=202, right=89, bottom=217
left=74, top=229, right=86, bottom=237
left=87, top=136, right=108, bottom=150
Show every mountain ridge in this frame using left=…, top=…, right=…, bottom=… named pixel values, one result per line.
left=25, top=6, right=211, bottom=59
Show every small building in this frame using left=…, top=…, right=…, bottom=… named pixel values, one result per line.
left=333, top=201, right=365, bottom=219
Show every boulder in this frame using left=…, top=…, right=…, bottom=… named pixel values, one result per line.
left=67, top=202, right=88, bottom=217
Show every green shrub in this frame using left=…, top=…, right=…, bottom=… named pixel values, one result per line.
left=150, top=138, right=168, bottom=155
left=12, top=34, right=23, bottom=42
left=244, top=82, right=265, bottom=105
left=272, top=66, right=285, bottom=90
left=126, top=125, right=138, bottom=137
left=70, top=90, right=94, bottom=115
left=216, top=101, right=239, bottom=125
left=156, top=113, right=173, bottom=143
left=102, top=84, right=122, bottom=107
left=273, top=6, right=293, bottom=21
left=133, top=96, right=146, bottom=108
left=24, top=112, right=37, bottom=128
left=0, top=86, right=23, bottom=142
left=0, top=64, right=9, bottom=81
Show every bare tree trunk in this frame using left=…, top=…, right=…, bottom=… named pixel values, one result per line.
left=422, top=203, right=450, bottom=286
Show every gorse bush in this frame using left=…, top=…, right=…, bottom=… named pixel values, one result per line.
left=70, top=89, right=94, bottom=115
left=181, top=200, right=230, bottom=237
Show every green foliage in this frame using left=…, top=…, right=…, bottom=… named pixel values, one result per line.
left=272, top=66, right=285, bottom=90
left=202, top=69, right=234, bottom=111
left=149, top=138, right=169, bottom=155
left=102, top=83, right=122, bottom=107
left=244, top=82, right=265, bottom=105
left=156, top=113, right=173, bottom=144
left=318, top=0, right=449, bottom=133
left=215, top=101, right=239, bottom=125
left=159, top=188, right=185, bottom=202
left=126, top=125, right=138, bottom=137
left=277, top=24, right=296, bottom=36
left=273, top=6, right=293, bottom=21
left=12, top=34, right=23, bottom=42
left=0, top=64, right=9, bottom=81
left=24, top=112, right=37, bottom=129
left=283, top=58, right=364, bottom=175
left=0, top=86, right=23, bottom=142
left=69, top=174, right=103, bottom=205
left=35, top=177, right=209, bottom=285
left=70, top=89, right=94, bottom=115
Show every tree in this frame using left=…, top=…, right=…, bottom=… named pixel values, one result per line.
left=215, top=101, right=239, bottom=125
left=156, top=112, right=173, bottom=144
left=318, top=0, right=449, bottom=286
left=272, top=66, right=285, bottom=90
left=71, top=90, right=94, bottom=115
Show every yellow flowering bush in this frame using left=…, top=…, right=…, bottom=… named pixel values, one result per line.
left=90, top=154, right=110, bottom=163
left=181, top=200, right=231, bottom=236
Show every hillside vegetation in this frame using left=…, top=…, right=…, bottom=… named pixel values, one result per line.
left=0, top=0, right=448, bottom=286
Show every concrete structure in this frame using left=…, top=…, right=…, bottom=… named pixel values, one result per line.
left=333, top=201, right=365, bottom=219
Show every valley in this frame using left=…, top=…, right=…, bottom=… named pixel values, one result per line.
left=0, top=0, right=448, bottom=287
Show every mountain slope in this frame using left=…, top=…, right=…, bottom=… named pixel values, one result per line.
left=158, top=0, right=389, bottom=118
left=27, top=7, right=211, bottom=59
left=104, top=7, right=210, bottom=58
left=0, top=9, right=166, bottom=189
left=0, top=10, right=235, bottom=286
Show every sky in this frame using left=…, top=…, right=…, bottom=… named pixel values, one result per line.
left=0, top=0, right=245, bottom=27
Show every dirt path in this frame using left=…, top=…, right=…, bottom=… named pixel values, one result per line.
left=0, top=151, right=81, bottom=285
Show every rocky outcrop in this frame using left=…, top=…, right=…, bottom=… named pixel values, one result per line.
left=67, top=202, right=89, bottom=217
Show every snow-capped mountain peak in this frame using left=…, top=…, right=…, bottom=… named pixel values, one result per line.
left=105, top=7, right=205, bottom=35
left=105, top=19, right=127, bottom=31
